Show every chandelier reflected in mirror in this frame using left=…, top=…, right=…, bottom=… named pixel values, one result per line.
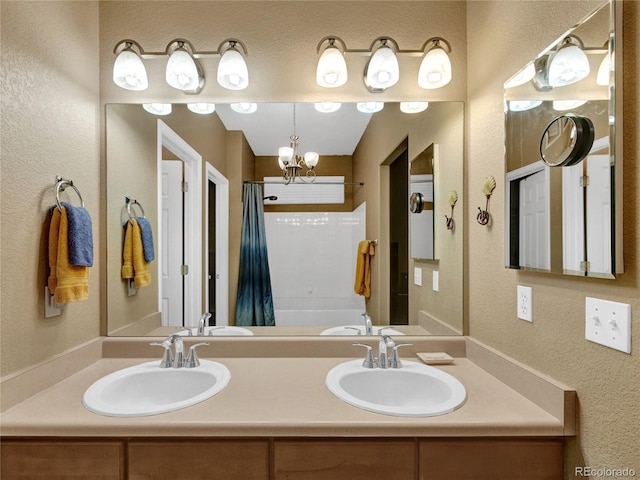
left=278, top=105, right=320, bottom=184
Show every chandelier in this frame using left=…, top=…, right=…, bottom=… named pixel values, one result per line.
left=278, top=105, right=320, bottom=184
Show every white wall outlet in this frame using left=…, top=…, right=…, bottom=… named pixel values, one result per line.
left=432, top=271, right=439, bottom=292
left=517, top=285, right=533, bottom=322
left=127, top=279, right=138, bottom=296
left=585, top=297, right=631, bottom=353
left=44, top=287, right=63, bottom=318
left=413, top=267, right=422, bottom=286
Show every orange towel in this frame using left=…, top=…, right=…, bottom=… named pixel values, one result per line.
left=121, top=219, right=151, bottom=287
left=354, top=240, right=375, bottom=298
left=48, top=207, right=90, bottom=303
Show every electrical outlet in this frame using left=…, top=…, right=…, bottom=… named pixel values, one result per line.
left=413, top=267, right=422, bottom=286
left=517, top=285, right=533, bottom=322
left=585, top=297, right=631, bottom=353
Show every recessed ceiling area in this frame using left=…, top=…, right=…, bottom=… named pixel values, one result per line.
left=215, top=103, right=373, bottom=156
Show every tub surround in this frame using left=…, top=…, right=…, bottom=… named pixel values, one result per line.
left=0, top=336, right=574, bottom=437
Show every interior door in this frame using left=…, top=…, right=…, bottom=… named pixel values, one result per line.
left=161, top=160, right=184, bottom=327
left=389, top=149, right=408, bottom=325
left=519, top=169, right=549, bottom=269
left=586, top=154, right=612, bottom=274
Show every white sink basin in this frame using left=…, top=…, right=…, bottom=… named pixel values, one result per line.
left=320, top=326, right=404, bottom=336
left=82, top=360, right=231, bottom=417
left=178, top=326, right=254, bottom=336
left=325, top=359, right=466, bottom=417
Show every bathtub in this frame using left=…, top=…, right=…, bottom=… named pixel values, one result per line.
left=273, top=297, right=366, bottom=327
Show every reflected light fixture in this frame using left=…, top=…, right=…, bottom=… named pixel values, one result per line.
left=143, top=103, right=172, bottom=116
left=400, top=101, right=429, bottom=114
left=364, top=37, right=400, bottom=92
left=418, top=37, right=452, bottom=89
left=217, top=40, right=249, bottom=90
left=509, top=100, right=542, bottom=112
left=357, top=102, right=384, bottom=113
left=505, top=63, right=536, bottom=89
left=278, top=105, right=320, bottom=184
left=547, top=35, right=590, bottom=87
left=553, top=99, right=587, bottom=111
left=314, top=102, right=341, bottom=113
left=165, top=39, right=204, bottom=94
left=187, top=103, right=216, bottom=114
left=316, top=37, right=348, bottom=88
left=596, top=42, right=612, bottom=86
left=113, top=40, right=148, bottom=91
left=230, top=102, right=257, bottom=114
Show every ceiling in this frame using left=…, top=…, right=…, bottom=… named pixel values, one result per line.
left=215, top=103, right=373, bottom=156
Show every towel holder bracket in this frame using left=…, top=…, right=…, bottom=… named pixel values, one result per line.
left=55, top=175, right=84, bottom=211
left=44, top=287, right=64, bottom=318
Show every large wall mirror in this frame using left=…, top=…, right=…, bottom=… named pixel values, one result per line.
left=503, top=0, right=623, bottom=278
left=106, top=101, right=464, bottom=336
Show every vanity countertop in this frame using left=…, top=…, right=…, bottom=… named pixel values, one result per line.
left=0, top=337, right=575, bottom=438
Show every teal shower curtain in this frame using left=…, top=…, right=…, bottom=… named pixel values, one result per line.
left=235, top=183, right=275, bottom=326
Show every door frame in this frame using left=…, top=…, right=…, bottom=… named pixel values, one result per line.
left=205, top=163, right=229, bottom=326
left=157, top=120, right=202, bottom=328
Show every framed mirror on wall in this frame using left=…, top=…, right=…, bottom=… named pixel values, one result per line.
left=503, top=0, right=623, bottom=278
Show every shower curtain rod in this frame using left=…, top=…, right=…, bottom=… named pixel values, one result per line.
left=244, top=180, right=364, bottom=186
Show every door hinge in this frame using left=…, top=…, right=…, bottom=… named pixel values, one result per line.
left=181, top=265, right=189, bottom=276
left=580, top=176, right=590, bottom=187
left=580, top=260, right=590, bottom=272
left=182, top=181, right=189, bottom=193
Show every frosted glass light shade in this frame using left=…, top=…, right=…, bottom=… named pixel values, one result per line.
left=316, top=46, right=348, bottom=88
left=400, top=101, right=429, bottom=114
left=596, top=51, right=611, bottom=86
left=279, top=147, right=294, bottom=164
left=509, top=100, right=542, bottom=112
left=548, top=44, right=590, bottom=87
left=357, top=102, right=384, bottom=113
left=304, top=152, right=319, bottom=168
left=217, top=48, right=249, bottom=90
left=113, top=48, right=148, bottom=91
left=365, top=45, right=399, bottom=89
left=143, top=103, right=172, bottom=115
left=314, top=102, right=341, bottom=113
left=187, top=103, right=216, bottom=114
left=418, top=46, right=452, bottom=89
left=504, top=63, right=536, bottom=89
left=166, top=49, right=200, bottom=91
left=230, top=102, right=257, bottom=114
left=553, top=100, right=587, bottom=111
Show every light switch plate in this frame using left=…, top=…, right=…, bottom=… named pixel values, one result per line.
left=432, top=271, right=439, bottom=292
left=585, top=297, right=631, bottom=353
left=517, top=285, right=533, bottom=322
left=413, top=267, right=422, bottom=286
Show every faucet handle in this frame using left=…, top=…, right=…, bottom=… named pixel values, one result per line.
left=353, top=343, right=378, bottom=368
left=150, top=341, right=174, bottom=368
left=345, top=326, right=362, bottom=335
left=185, top=342, right=209, bottom=368
left=389, top=343, right=413, bottom=369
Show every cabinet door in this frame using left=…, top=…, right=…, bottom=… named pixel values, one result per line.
left=274, top=439, right=416, bottom=480
left=0, top=440, right=124, bottom=479
left=419, top=438, right=563, bottom=480
left=128, top=440, right=269, bottom=480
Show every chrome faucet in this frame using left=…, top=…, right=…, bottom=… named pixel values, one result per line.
left=150, top=334, right=185, bottom=368
left=361, top=312, right=373, bottom=335
left=198, top=312, right=212, bottom=335
left=378, top=335, right=396, bottom=369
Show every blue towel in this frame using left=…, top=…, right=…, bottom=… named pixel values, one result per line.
left=135, top=216, right=155, bottom=262
left=61, top=202, right=93, bottom=267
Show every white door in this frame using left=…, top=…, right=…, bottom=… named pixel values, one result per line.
left=562, top=163, right=585, bottom=272
left=161, top=160, right=183, bottom=327
left=586, top=154, right=612, bottom=274
left=519, top=169, right=549, bottom=269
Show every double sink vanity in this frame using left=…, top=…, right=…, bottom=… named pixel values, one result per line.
left=1, top=334, right=575, bottom=479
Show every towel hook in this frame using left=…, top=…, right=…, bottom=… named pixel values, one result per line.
left=125, top=196, right=146, bottom=219
left=55, top=176, right=84, bottom=211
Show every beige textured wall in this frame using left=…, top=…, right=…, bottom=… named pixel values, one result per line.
left=0, top=1, right=101, bottom=376
left=466, top=0, right=639, bottom=475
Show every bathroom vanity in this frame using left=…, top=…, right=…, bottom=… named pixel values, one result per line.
left=1, top=336, right=575, bottom=479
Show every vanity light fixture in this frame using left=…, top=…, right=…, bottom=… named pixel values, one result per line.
left=113, top=40, right=148, bottom=91
left=547, top=35, right=590, bottom=87
left=553, top=99, right=587, bottom=111
left=356, top=102, right=384, bottom=113
left=187, top=103, right=216, bottom=114
left=364, top=37, right=400, bottom=92
left=112, top=38, right=249, bottom=94
left=143, top=103, right=172, bottom=116
left=596, top=41, right=612, bottom=86
left=316, top=37, right=348, bottom=88
left=278, top=104, right=320, bottom=184
left=314, top=102, right=342, bottom=113
left=417, top=37, right=452, bottom=89
left=400, top=101, right=429, bottom=114
left=504, top=63, right=536, bottom=89
left=230, top=102, right=257, bottom=114
left=509, top=100, right=543, bottom=112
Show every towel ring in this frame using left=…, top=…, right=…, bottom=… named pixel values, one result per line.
left=55, top=177, right=84, bottom=211
left=125, top=197, right=146, bottom=219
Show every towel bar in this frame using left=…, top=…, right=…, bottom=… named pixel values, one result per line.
left=125, top=196, right=146, bottom=219
left=55, top=176, right=84, bottom=211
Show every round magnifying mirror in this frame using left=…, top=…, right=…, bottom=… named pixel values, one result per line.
left=540, top=113, right=595, bottom=167
left=410, top=192, right=424, bottom=213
